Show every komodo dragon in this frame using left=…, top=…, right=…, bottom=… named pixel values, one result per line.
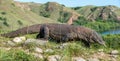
left=0, top=23, right=106, bottom=47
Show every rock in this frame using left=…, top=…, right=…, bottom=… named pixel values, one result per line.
left=62, top=43, right=69, bottom=46
left=24, top=49, right=30, bottom=54
left=88, top=58, right=99, bottom=61
left=111, top=57, right=117, bottom=61
left=19, top=36, right=26, bottom=41
left=13, top=37, right=23, bottom=43
left=17, top=47, right=22, bottom=49
left=56, top=45, right=64, bottom=49
left=47, top=55, right=61, bottom=61
left=110, top=50, right=119, bottom=55
left=110, top=55, right=118, bottom=58
left=24, top=39, right=48, bottom=46
left=72, top=57, right=86, bottom=61
left=110, top=50, right=119, bottom=58
left=56, top=43, right=69, bottom=49
left=35, top=47, right=43, bottom=53
left=44, top=49, right=54, bottom=53
left=7, top=41, right=15, bottom=46
left=33, top=53, right=43, bottom=59
left=0, top=47, right=11, bottom=50
left=1, top=42, right=6, bottom=45
left=97, top=51, right=105, bottom=56
left=98, top=49, right=104, bottom=52
left=4, top=47, right=11, bottom=50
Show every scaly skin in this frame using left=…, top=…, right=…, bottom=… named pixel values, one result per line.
left=0, top=23, right=106, bottom=47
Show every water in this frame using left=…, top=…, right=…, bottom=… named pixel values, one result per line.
left=102, top=29, right=120, bottom=35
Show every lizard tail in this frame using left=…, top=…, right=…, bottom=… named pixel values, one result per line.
left=0, top=24, right=41, bottom=38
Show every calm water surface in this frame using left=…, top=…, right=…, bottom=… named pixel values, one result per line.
left=102, top=29, right=120, bottom=35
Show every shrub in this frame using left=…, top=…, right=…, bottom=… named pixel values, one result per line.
left=17, top=20, right=23, bottom=25
left=0, top=17, right=2, bottom=20
left=40, top=11, right=50, bottom=18
left=1, top=12, right=6, bottom=15
left=73, top=7, right=82, bottom=10
left=103, top=34, right=120, bottom=49
left=73, top=16, right=88, bottom=25
left=0, top=17, right=7, bottom=21
left=85, top=21, right=119, bottom=32
left=11, top=3, right=15, bottom=7
left=74, top=20, right=120, bottom=32
left=3, top=21, right=9, bottom=27
left=58, top=11, right=71, bottom=23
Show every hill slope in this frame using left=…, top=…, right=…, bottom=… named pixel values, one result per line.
left=28, top=2, right=80, bottom=23
left=73, top=5, right=120, bottom=22
left=1, top=0, right=120, bottom=33
left=0, top=0, right=58, bottom=32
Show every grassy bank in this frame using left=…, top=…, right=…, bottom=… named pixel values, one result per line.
left=0, top=34, right=120, bottom=61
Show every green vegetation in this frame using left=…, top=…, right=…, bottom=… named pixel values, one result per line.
left=74, top=18, right=120, bottom=32
left=103, top=34, right=120, bottom=49
left=40, top=11, right=50, bottom=18
left=0, top=0, right=120, bottom=61
left=84, top=21, right=119, bottom=32
left=0, top=49, right=41, bottom=61
left=73, top=5, right=120, bottom=22
left=17, top=20, right=23, bottom=25
left=0, top=0, right=59, bottom=32
left=58, top=11, right=71, bottom=23
left=1, top=12, right=7, bottom=15
left=0, top=34, right=120, bottom=61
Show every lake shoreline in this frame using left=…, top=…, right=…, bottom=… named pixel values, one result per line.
left=101, top=27, right=120, bottom=35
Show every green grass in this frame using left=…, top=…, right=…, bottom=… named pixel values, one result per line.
left=0, top=49, right=42, bottom=61
left=0, top=0, right=59, bottom=31
left=0, top=34, right=120, bottom=61
left=74, top=20, right=120, bottom=32
left=74, top=5, right=120, bottom=21
left=0, top=0, right=120, bottom=61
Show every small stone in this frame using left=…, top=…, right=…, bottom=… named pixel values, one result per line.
left=110, top=50, right=119, bottom=58
left=110, top=55, right=118, bottom=58
left=45, top=49, right=54, bottom=53
left=13, top=37, right=22, bottom=43
left=0, top=47, right=11, bottom=50
left=56, top=43, right=69, bottom=49
left=19, top=36, right=26, bottom=41
left=5, top=47, right=11, bottom=50
left=24, top=49, right=30, bottom=54
left=33, top=53, right=43, bottom=59
left=47, top=55, right=61, bottom=61
left=98, top=49, right=104, bottom=52
left=7, top=41, right=15, bottom=46
left=72, top=57, right=86, bottom=61
left=1, top=42, right=6, bottom=45
left=62, top=43, right=69, bottom=46
left=111, top=50, right=119, bottom=55
left=88, top=58, right=99, bottom=61
left=17, top=47, right=22, bottom=49
left=97, top=51, right=105, bottom=56
left=35, top=47, right=43, bottom=53
left=24, top=39, right=48, bottom=46
left=111, top=57, right=117, bottom=61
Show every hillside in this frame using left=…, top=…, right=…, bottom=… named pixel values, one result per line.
left=28, top=2, right=80, bottom=23
left=0, top=0, right=120, bottom=33
left=27, top=2, right=120, bottom=24
left=0, top=0, right=58, bottom=32
left=0, top=0, right=120, bottom=61
left=73, top=5, right=120, bottom=22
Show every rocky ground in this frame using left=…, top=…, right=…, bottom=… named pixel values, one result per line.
left=0, top=36, right=120, bottom=61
